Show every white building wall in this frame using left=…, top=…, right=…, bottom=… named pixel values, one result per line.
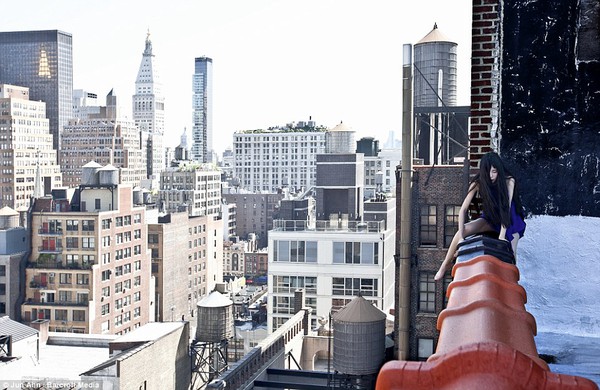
left=267, top=226, right=393, bottom=333
left=233, top=131, right=326, bottom=193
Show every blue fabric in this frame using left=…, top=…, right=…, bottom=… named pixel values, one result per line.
left=482, top=200, right=526, bottom=242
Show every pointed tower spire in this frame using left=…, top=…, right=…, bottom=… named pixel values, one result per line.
left=144, top=29, right=153, bottom=56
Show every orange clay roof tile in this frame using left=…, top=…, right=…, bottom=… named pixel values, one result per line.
left=376, top=236, right=598, bottom=389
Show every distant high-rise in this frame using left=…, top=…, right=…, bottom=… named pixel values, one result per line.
left=133, top=31, right=165, bottom=185
left=413, top=24, right=469, bottom=165
left=191, top=57, right=213, bottom=163
left=0, top=30, right=73, bottom=152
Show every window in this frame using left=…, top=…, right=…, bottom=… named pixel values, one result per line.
left=274, top=240, right=317, bottom=262
left=102, top=218, right=111, bottom=229
left=133, top=214, right=141, bottom=224
left=82, top=220, right=95, bottom=231
left=332, top=277, right=378, bottom=297
left=102, top=286, right=110, bottom=297
left=76, top=273, right=89, bottom=285
left=115, top=266, right=123, bottom=277
left=101, top=303, right=110, bottom=315
left=444, top=205, right=461, bottom=247
left=101, top=270, right=111, bottom=281
left=55, top=309, right=67, bottom=321
left=102, top=236, right=111, bottom=247
left=148, top=234, right=159, bottom=244
left=66, top=237, right=78, bottom=249
left=66, top=220, right=79, bottom=232
left=134, top=307, right=141, bottom=318
left=115, top=282, right=123, bottom=293
left=419, top=273, right=436, bottom=313
left=95, top=199, right=101, bottom=210
left=417, top=338, right=434, bottom=360
left=333, top=242, right=378, bottom=264
left=133, top=291, right=141, bottom=302
left=59, top=273, right=72, bottom=285
left=58, top=291, right=71, bottom=302
left=82, top=237, right=95, bottom=249
left=115, top=217, right=123, bottom=227
left=124, top=215, right=131, bottom=225
left=73, top=310, right=86, bottom=322
left=420, top=205, right=437, bottom=246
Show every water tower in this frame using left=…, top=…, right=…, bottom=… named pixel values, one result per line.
left=190, top=290, right=234, bottom=389
left=332, top=296, right=387, bottom=389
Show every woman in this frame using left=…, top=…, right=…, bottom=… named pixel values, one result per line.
left=434, top=152, right=526, bottom=281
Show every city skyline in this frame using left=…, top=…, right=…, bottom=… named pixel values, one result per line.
left=0, top=0, right=472, bottom=156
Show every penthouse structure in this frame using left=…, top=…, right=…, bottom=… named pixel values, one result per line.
left=22, top=164, right=153, bottom=335
left=232, top=120, right=326, bottom=192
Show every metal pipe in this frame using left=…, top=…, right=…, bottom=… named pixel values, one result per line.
left=396, top=43, right=413, bottom=360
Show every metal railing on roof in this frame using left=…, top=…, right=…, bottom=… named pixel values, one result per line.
left=272, top=219, right=385, bottom=233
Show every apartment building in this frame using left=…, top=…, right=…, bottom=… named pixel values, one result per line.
left=22, top=166, right=152, bottom=335
left=232, top=121, right=326, bottom=193
left=158, top=164, right=221, bottom=217
left=148, top=212, right=223, bottom=322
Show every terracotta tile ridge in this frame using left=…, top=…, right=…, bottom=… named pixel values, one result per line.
left=446, top=272, right=528, bottom=306
left=452, top=254, right=521, bottom=282
left=377, top=342, right=598, bottom=389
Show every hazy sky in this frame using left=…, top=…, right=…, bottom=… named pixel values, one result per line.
left=2, top=0, right=472, bottom=155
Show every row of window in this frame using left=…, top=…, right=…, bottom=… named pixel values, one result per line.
left=420, top=205, right=460, bottom=247
left=273, top=240, right=380, bottom=264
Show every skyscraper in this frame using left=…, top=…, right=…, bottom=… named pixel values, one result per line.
left=192, top=57, right=213, bottom=163
left=0, top=30, right=73, bottom=152
left=132, top=31, right=165, bottom=186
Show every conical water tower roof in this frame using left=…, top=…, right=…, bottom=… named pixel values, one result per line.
left=333, top=296, right=387, bottom=323
left=198, top=290, right=233, bottom=308
left=417, top=23, right=455, bottom=44
left=0, top=206, right=18, bottom=216
left=82, top=161, right=102, bottom=168
left=330, top=121, right=353, bottom=132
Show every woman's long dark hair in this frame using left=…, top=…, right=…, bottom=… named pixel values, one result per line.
left=472, top=152, right=524, bottom=227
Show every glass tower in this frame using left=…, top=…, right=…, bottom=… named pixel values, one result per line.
left=0, top=30, right=73, bottom=152
left=192, top=57, right=213, bottom=163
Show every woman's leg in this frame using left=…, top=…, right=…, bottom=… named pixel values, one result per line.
left=435, top=218, right=494, bottom=280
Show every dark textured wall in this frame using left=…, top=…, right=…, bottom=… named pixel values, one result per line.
left=501, top=0, right=600, bottom=216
